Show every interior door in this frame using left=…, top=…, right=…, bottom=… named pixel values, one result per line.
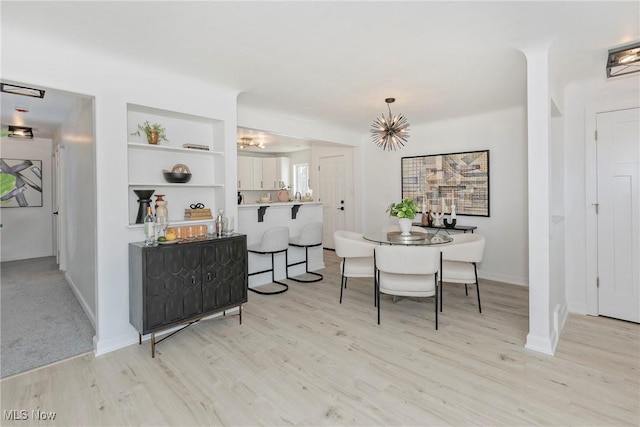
left=318, top=155, right=345, bottom=249
left=596, top=107, right=639, bottom=323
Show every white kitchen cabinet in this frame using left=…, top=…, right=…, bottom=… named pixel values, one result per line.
left=262, top=157, right=278, bottom=190
left=237, top=156, right=253, bottom=190
left=237, top=156, right=290, bottom=191
left=252, top=157, right=263, bottom=189
left=127, top=103, right=225, bottom=226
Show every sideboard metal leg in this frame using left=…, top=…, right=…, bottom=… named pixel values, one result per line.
left=151, top=333, right=156, bottom=358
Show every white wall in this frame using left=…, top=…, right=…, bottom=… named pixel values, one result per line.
left=2, top=27, right=240, bottom=355
left=564, top=75, right=640, bottom=314
left=363, top=106, right=529, bottom=285
left=0, top=137, right=53, bottom=261
left=57, top=97, right=97, bottom=324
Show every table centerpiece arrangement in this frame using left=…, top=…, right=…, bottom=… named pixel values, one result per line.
left=387, top=198, right=419, bottom=236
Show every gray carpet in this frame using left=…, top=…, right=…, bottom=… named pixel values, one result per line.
left=1, top=256, right=94, bottom=378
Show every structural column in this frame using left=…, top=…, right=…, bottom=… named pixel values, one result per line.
left=523, top=47, right=555, bottom=355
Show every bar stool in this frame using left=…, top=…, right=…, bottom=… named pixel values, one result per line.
left=286, top=222, right=323, bottom=283
left=248, top=226, right=290, bottom=295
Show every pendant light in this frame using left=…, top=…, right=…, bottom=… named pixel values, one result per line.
left=370, top=98, right=410, bottom=151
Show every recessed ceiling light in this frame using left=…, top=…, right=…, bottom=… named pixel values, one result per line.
left=0, top=83, right=45, bottom=98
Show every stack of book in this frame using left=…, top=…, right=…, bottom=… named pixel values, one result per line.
left=182, top=143, right=210, bottom=151
left=184, top=208, right=213, bottom=220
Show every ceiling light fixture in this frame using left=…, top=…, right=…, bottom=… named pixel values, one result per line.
left=8, top=125, right=34, bottom=139
left=370, top=98, right=410, bottom=151
left=237, top=137, right=265, bottom=149
left=607, top=41, right=640, bottom=78
left=0, top=83, right=45, bottom=98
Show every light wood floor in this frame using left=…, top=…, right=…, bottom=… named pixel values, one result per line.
left=2, top=250, right=638, bottom=426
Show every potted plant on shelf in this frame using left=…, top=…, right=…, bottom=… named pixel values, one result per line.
left=387, top=198, right=419, bottom=236
left=131, top=121, right=168, bottom=145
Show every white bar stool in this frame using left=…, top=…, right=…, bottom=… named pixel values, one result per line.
left=286, top=222, right=324, bottom=283
left=247, top=226, right=290, bottom=295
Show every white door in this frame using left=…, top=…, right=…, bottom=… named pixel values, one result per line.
left=596, top=107, right=639, bottom=323
left=318, top=155, right=345, bottom=249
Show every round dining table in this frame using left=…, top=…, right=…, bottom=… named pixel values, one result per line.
left=363, top=231, right=453, bottom=245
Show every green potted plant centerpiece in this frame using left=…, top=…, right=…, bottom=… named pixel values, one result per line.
left=132, top=121, right=168, bottom=145
left=387, top=197, right=419, bottom=236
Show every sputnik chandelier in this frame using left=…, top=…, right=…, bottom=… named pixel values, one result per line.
left=370, top=97, right=410, bottom=151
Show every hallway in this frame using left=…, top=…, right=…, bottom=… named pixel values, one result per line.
left=1, top=256, right=94, bottom=378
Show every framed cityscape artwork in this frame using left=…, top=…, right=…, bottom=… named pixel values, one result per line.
left=0, top=158, right=43, bottom=208
left=401, top=150, right=490, bottom=216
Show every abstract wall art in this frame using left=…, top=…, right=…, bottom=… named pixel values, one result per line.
left=401, top=150, right=490, bottom=216
left=0, top=158, right=43, bottom=208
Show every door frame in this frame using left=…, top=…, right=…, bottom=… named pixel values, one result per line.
left=585, top=103, right=639, bottom=315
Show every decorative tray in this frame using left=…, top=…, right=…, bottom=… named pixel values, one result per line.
left=158, top=239, right=179, bottom=245
left=386, top=231, right=426, bottom=242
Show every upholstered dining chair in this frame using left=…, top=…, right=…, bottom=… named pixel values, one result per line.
left=374, top=245, right=441, bottom=329
left=333, top=230, right=377, bottom=305
left=439, top=233, right=485, bottom=313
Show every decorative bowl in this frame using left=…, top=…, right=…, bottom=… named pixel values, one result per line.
left=163, top=171, right=192, bottom=183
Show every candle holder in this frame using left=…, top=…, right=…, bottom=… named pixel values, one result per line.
left=443, top=218, right=457, bottom=228
left=432, top=211, right=445, bottom=226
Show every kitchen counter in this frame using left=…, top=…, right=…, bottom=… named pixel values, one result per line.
left=238, top=201, right=322, bottom=208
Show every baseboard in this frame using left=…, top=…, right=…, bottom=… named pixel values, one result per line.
left=65, top=272, right=96, bottom=329
left=1, top=253, right=55, bottom=263
left=479, top=270, right=528, bottom=286
left=567, top=301, right=588, bottom=315
left=95, top=331, right=139, bottom=356
left=525, top=332, right=556, bottom=356
left=552, top=302, right=568, bottom=351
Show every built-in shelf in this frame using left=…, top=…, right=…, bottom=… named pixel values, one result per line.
left=127, top=103, right=226, bottom=227
left=129, top=183, right=225, bottom=188
left=128, top=142, right=224, bottom=156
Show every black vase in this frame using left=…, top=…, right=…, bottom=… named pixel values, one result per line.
left=237, top=191, right=243, bottom=204
left=134, top=189, right=155, bottom=224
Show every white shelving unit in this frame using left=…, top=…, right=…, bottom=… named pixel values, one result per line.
left=127, top=103, right=226, bottom=226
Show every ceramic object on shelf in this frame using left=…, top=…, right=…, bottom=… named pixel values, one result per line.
left=134, top=189, right=155, bottom=224
left=277, top=190, right=289, bottom=202
left=162, top=171, right=192, bottom=183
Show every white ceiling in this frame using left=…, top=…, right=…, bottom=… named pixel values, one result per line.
left=1, top=1, right=638, bottom=148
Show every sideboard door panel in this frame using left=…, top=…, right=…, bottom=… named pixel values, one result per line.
left=202, top=241, right=229, bottom=311
left=228, top=237, right=248, bottom=303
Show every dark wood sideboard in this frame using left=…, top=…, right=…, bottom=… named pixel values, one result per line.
left=129, top=233, right=248, bottom=357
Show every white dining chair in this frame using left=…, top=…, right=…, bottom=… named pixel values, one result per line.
left=374, top=245, right=441, bottom=329
left=439, top=233, right=485, bottom=313
left=333, top=230, right=377, bottom=305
